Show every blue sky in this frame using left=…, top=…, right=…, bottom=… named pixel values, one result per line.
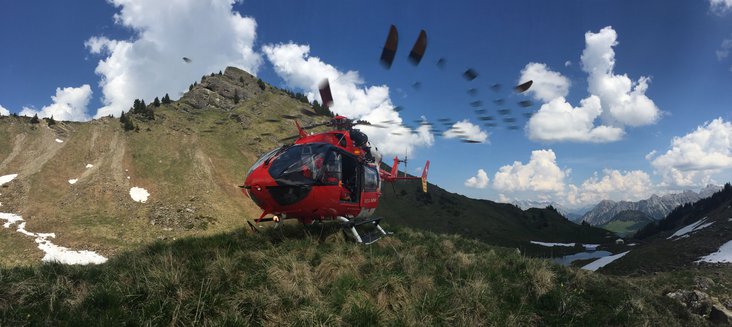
left=1, top=0, right=732, bottom=209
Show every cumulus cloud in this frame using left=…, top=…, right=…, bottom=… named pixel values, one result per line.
left=86, top=0, right=262, bottom=118
left=566, top=169, right=653, bottom=207
left=443, top=120, right=489, bottom=143
left=0, top=104, right=9, bottom=116
left=262, top=42, right=434, bottom=157
left=493, top=149, right=567, bottom=193
left=651, top=118, right=732, bottom=187
left=582, top=26, right=660, bottom=127
left=520, top=63, right=570, bottom=102
left=710, top=0, right=732, bottom=14
left=19, top=85, right=92, bottom=121
left=717, top=35, right=732, bottom=61
left=523, top=26, right=660, bottom=143
left=527, top=96, right=624, bottom=143
left=465, top=169, right=490, bottom=189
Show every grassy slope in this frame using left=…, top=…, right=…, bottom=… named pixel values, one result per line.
left=0, top=226, right=700, bottom=326
left=376, top=182, right=614, bottom=256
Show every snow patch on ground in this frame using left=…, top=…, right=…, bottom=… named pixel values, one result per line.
left=583, top=244, right=600, bottom=250
left=68, top=179, right=78, bottom=185
left=130, top=187, right=149, bottom=203
left=55, top=139, right=63, bottom=143
left=697, top=240, right=732, bottom=263
left=530, top=241, right=575, bottom=247
left=582, top=251, right=630, bottom=271
left=0, top=174, right=18, bottom=186
left=85, top=164, right=93, bottom=168
left=667, top=217, right=714, bottom=240
left=0, top=212, right=107, bottom=265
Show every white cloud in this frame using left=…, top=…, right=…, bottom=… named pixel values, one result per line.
left=522, top=26, right=659, bottom=143
left=262, top=42, right=433, bottom=157
left=465, top=169, right=490, bottom=189
left=19, top=85, right=92, bottom=121
left=651, top=118, right=732, bottom=187
left=0, top=104, right=9, bottom=116
left=86, top=0, right=262, bottom=118
left=582, top=26, right=660, bottom=127
left=493, top=149, right=567, bottom=193
left=717, top=36, right=732, bottom=61
left=519, top=63, right=570, bottom=102
left=710, top=0, right=732, bottom=14
left=527, top=96, right=624, bottom=143
left=442, top=120, right=489, bottom=143
left=566, top=169, right=653, bottom=207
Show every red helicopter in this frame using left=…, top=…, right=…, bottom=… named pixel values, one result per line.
left=241, top=81, right=429, bottom=244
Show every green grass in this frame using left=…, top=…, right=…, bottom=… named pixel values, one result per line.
left=0, top=225, right=701, bottom=326
left=600, top=220, right=651, bottom=236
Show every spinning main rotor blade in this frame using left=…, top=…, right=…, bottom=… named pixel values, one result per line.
left=380, top=25, right=399, bottom=69
left=281, top=114, right=301, bottom=120
left=515, top=80, right=533, bottom=93
left=518, top=100, right=533, bottom=108
left=182, top=57, right=192, bottom=63
left=319, top=79, right=334, bottom=110
left=408, top=30, right=428, bottom=65
left=436, top=57, right=446, bottom=69
left=463, top=68, right=479, bottom=81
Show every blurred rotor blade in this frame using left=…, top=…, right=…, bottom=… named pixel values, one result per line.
left=518, top=100, right=533, bottom=108
left=503, top=117, right=517, bottom=123
left=463, top=68, right=478, bottom=81
left=300, top=108, right=319, bottom=117
left=265, top=119, right=281, bottom=123
left=436, top=57, right=446, bottom=69
left=391, top=132, right=403, bottom=136
left=484, top=122, right=497, bottom=127
left=412, top=81, right=422, bottom=90
left=393, top=106, right=404, bottom=112
left=514, top=80, right=533, bottom=93
left=319, top=79, right=334, bottom=110
left=380, top=25, right=399, bottom=69
left=408, top=30, right=428, bottom=65
left=493, top=99, right=505, bottom=105
left=523, top=112, right=534, bottom=119
left=498, top=109, right=511, bottom=115
left=279, top=135, right=299, bottom=142
left=281, top=114, right=301, bottom=120
left=261, top=133, right=272, bottom=136
left=508, top=126, right=520, bottom=130
left=474, top=109, right=487, bottom=114
left=467, top=88, right=478, bottom=96
left=470, top=100, right=483, bottom=107
left=301, top=121, right=329, bottom=130
left=490, top=83, right=501, bottom=92
left=478, top=116, right=495, bottom=121
left=355, top=120, right=388, bottom=128
left=437, top=118, right=452, bottom=122
left=461, top=139, right=481, bottom=143
left=182, top=57, right=192, bottom=63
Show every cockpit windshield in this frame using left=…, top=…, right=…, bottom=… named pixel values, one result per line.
left=247, top=146, right=282, bottom=176
left=268, top=143, right=343, bottom=186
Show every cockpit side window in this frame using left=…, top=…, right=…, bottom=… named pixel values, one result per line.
left=247, top=146, right=281, bottom=176
left=268, top=143, right=336, bottom=186
left=363, top=166, right=379, bottom=192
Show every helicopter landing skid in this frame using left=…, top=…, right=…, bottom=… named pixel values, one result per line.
left=338, top=216, right=391, bottom=245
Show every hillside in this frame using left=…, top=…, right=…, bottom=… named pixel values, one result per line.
left=600, top=184, right=732, bottom=275
left=598, top=210, right=654, bottom=237
left=0, top=66, right=610, bottom=266
left=581, top=186, right=721, bottom=229
left=0, top=225, right=705, bottom=326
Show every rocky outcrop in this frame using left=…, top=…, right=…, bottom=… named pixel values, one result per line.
left=666, top=289, right=732, bottom=325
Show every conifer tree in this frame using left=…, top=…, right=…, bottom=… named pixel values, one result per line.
left=30, top=114, right=39, bottom=124
left=47, top=115, right=56, bottom=126
left=153, top=97, right=160, bottom=107
left=234, top=91, right=240, bottom=104
left=162, top=93, right=171, bottom=104
left=257, top=78, right=266, bottom=91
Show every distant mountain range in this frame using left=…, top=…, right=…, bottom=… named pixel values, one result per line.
left=512, top=200, right=592, bottom=222
left=581, top=185, right=722, bottom=227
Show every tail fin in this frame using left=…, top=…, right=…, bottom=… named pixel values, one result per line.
left=421, top=160, right=430, bottom=193
left=295, top=120, right=307, bottom=138
left=390, top=156, right=400, bottom=178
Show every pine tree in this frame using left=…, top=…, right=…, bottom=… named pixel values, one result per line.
left=189, top=84, right=193, bottom=91
left=47, top=115, right=56, bottom=126
left=162, top=93, right=171, bottom=104
left=257, top=78, right=266, bottom=91
left=218, top=70, right=222, bottom=75
left=132, top=99, right=142, bottom=114
left=153, top=97, right=161, bottom=107
left=30, top=114, right=39, bottom=124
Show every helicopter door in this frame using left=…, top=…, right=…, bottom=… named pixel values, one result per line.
left=340, top=154, right=360, bottom=203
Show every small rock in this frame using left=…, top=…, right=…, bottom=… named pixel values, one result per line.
left=710, top=304, right=732, bottom=325
left=695, top=276, right=716, bottom=291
